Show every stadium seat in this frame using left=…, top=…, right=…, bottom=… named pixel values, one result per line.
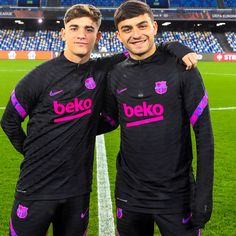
left=225, top=32, right=236, bottom=52
left=0, top=0, right=17, bottom=6
left=0, top=29, right=227, bottom=53
left=60, top=0, right=124, bottom=7
left=2, top=0, right=234, bottom=8
left=169, top=0, right=217, bottom=8
left=224, top=0, right=236, bottom=8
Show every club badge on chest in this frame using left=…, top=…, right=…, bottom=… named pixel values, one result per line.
left=85, top=76, right=96, bottom=90
left=155, top=81, right=168, bottom=94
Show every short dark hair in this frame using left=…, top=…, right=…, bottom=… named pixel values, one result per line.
left=114, top=0, right=154, bottom=29
left=64, top=4, right=102, bottom=27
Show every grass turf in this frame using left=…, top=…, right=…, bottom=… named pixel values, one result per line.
left=0, top=60, right=235, bottom=235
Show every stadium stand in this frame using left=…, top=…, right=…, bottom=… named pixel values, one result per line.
left=0, top=0, right=16, bottom=5
left=225, top=32, right=236, bottom=51
left=169, top=0, right=217, bottom=8
left=98, top=31, right=224, bottom=53
left=0, top=28, right=228, bottom=53
left=0, top=0, right=123, bottom=7
left=0, top=0, right=235, bottom=7
left=224, top=0, right=236, bottom=8
left=0, top=1, right=234, bottom=54
left=60, top=0, right=124, bottom=7
left=0, top=29, right=64, bottom=51
left=161, top=31, right=224, bottom=53
left=41, top=0, right=47, bottom=6
left=57, top=0, right=236, bottom=8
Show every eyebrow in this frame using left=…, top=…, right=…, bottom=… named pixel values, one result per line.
left=85, top=25, right=95, bottom=30
left=136, top=20, right=149, bottom=26
left=69, top=24, right=95, bottom=30
left=120, top=20, right=149, bottom=30
left=69, top=24, right=79, bottom=28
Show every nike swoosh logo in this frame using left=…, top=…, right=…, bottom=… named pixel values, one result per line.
left=81, top=208, right=89, bottom=219
left=116, top=88, right=127, bottom=94
left=49, top=90, right=63, bottom=97
left=117, top=197, right=128, bottom=203
left=182, top=213, right=192, bottom=224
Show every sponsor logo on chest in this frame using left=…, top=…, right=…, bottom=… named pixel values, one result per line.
left=123, top=102, right=164, bottom=127
left=53, top=98, right=92, bottom=123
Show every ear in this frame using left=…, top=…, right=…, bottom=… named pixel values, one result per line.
left=153, top=21, right=158, bottom=36
left=96, top=31, right=102, bottom=44
left=116, top=30, right=122, bottom=42
left=61, top=28, right=66, bottom=41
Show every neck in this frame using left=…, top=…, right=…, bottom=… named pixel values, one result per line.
left=129, top=44, right=157, bottom=61
left=64, top=50, right=91, bottom=64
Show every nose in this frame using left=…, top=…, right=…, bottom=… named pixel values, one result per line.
left=76, top=28, right=86, bottom=39
left=132, top=28, right=141, bottom=39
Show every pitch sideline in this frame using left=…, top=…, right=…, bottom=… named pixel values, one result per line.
left=96, top=135, right=115, bottom=236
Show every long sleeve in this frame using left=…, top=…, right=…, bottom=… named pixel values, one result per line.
left=99, top=41, right=194, bottom=70
left=1, top=68, right=42, bottom=154
left=97, top=72, right=119, bottom=135
left=182, top=68, right=214, bottom=229
left=158, top=41, right=194, bottom=60
left=1, top=99, right=26, bottom=154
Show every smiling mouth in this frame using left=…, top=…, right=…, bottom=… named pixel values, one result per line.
left=75, top=42, right=88, bottom=46
left=130, top=39, right=147, bottom=45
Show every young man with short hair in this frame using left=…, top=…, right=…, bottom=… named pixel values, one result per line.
left=101, top=1, right=214, bottom=235
left=1, top=3, right=197, bottom=236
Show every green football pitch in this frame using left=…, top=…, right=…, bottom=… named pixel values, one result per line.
left=0, top=60, right=235, bottom=235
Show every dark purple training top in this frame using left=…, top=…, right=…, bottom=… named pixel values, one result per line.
left=102, top=49, right=214, bottom=218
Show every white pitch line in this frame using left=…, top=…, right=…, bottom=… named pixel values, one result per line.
left=202, top=72, right=236, bottom=77
left=96, top=135, right=115, bottom=236
left=0, top=107, right=5, bottom=110
left=210, top=107, right=236, bottom=111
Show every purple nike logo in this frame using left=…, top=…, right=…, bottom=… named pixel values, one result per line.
left=116, top=88, right=127, bottom=94
left=81, top=208, right=89, bottom=219
left=182, top=213, right=192, bottom=224
left=49, top=90, right=63, bottom=97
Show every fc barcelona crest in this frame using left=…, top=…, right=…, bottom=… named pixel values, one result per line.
left=117, top=208, right=123, bottom=219
left=155, top=81, right=168, bottom=94
left=85, top=76, right=96, bottom=90
left=16, top=204, right=28, bottom=219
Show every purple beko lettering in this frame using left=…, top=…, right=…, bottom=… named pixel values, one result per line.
left=123, top=102, right=164, bottom=127
left=53, top=98, right=92, bottom=123
left=123, top=102, right=163, bottom=118
left=54, top=98, right=92, bottom=115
